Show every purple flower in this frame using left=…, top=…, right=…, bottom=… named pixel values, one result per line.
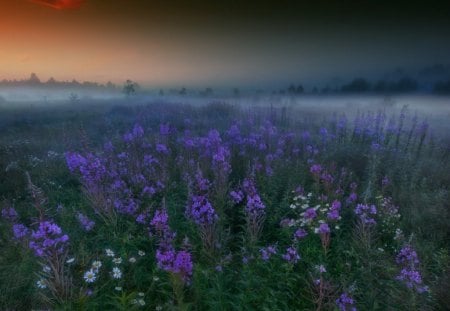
left=282, top=246, right=300, bottom=264
left=335, top=292, right=356, bottom=311
left=29, top=221, right=69, bottom=257
left=260, top=245, right=277, bottom=261
left=151, top=209, right=169, bottom=233
left=1, top=207, right=18, bottom=222
left=13, top=223, right=29, bottom=240
left=294, top=228, right=308, bottom=240
left=186, top=195, right=218, bottom=226
left=304, top=208, right=317, bottom=220
left=310, top=164, right=322, bottom=175
left=396, top=245, right=419, bottom=265
left=77, top=213, right=95, bottom=232
left=230, top=190, right=244, bottom=204
left=317, top=223, right=330, bottom=234
left=173, top=250, right=193, bottom=283
left=354, top=204, right=377, bottom=225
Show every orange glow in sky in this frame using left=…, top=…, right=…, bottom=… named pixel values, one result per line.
left=29, top=0, right=85, bottom=10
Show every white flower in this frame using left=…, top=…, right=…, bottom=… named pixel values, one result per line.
left=129, top=257, right=136, bottom=263
left=66, top=257, right=75, bottom=264
left=138, top=292, right=145, bottom=297
left=155, top=305, right=163, bottom=311
left=112, top=267, right=122, bottom=279
left=113, top=257, right=122, bottom=264
left=105, top=249, right=115, bottom=257
left=84, top=269, right=97, bottom=283
left=42, top=265, right=51, bottom=273
left=153, top=276, right=160, bottom=281
left=138, top=250, right=145, bottom=256
left=36, top=279, right=47, bottom=289
left=115, top=286, right=122, bottom=291
left=92, top=260, right=102, bottom=271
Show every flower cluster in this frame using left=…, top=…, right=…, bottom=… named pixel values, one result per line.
left=354, top=204, right=377, bottom=225
left=395, top=244, right=428, bottom=293
left=186, top=195, right=218, bottom=226
left=156, top=249, right=193, bottom=283
left=241, top=178, right=266, bottom=217
left=259, top=245, right=277, bottom=261
left=29, top=221, right=69, bottom=257
left=282, top=246, right=300, bottom=264
left=335, top=292, right=356, bottom=311
left=77, top=212, right=95, bottom=232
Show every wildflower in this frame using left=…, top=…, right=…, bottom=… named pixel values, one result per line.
left=303, top=208, right=317, bottom=221
left=66, top=257, right=75, bottom=264
left=335, top=292, right=356, bottom=311
left=36, top=279, right=47, bottom=289
left=138, top=250, right=146, bottom=256
left=92, top=260, right=102, bottom=271
left=42, top=265, right=51, bottom=273
left=315, top=223, right=330, bottom=234
left=77, top=212, right=95, bottom=232
left=129, top=257, right=136, bottom=263
left=112, top=267, right=122, bottom=279
left=138, top=292, right=145, bottom=297
left=156, top=305, right=163, bottom=311
left=354, top=204, right=377, bottom=225
left=105, top=249, right=115, bottom=257
left=84, top=269, right=97, bottom=283
left=113, top=257, right=123, bottom=265
left=153, top=276, right=160, bottom=281
left=282, top=246, right=300, bottom=264
left=294, top=228, right=308, bottom=240
left=315, top=265, right=326, bottom=273
left=260, top=245, right=277, bottom=261
left=115, top=286, right=122, bottom=291
left=1, top=207, right=18, bottom=222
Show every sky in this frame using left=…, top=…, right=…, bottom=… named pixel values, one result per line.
left=1, top=0, right=450, bottom=89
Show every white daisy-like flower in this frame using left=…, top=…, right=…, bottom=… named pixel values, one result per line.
left=105, top=249, right=115, bottom=257
left=42, top=265, right=51, bottom=273
left=115, top=286, right=122, bottom=291
left=112, top=267, right=122, bottom=279
left=155, top=305, right=163, bottom=310
left=66, top=257, right=75, bottom=264
left=153, top=276, right=160, bottom=281
left=83, top=269, right=97, bottom=283
left=138, top=250, right=145, bottom=256
left=92, top=260, right=102, bottom=271
left=112, top=257, right=122, bottom=264
left=36, top=279, right=47, bottom=289
left=138, top=292, right=145, bottom=297
left=129, top=257, right=136, bottom=263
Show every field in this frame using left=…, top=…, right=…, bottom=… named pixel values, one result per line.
left=0, top=95, right=449, bottom=310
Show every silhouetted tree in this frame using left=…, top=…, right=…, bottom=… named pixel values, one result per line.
left=433, top=79, right=450, bottom=94
left=179, top=87, right=187, bottom=95
left=28, top=73, right=41, bottom=85
left=341, top=78, right=371, bottom=93
left=123, top=79, right=138, bottom=96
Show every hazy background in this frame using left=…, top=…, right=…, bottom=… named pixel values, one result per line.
left=1, top=0, right=450, bottom=89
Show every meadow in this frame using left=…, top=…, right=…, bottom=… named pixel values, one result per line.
left=0, top=95, right=449, bottom=310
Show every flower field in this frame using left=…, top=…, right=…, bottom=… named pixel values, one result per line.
left=1, top=98, right=449, bottom=310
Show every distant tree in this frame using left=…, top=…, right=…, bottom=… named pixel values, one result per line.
left=46, top=77, right=57, bottom=86
left=296, top=84, right=304, bottom=94
left=123, top=79, right=138, bottom=96
left=179, top=87, right=187, bottom=95
left=28, top=73, right=41, bottom=85
left=288, top=84, right=296, bottom=94
left=159, top=89, right=165, bottom=96
left=106, top=81, right=115, bottom=89
left=433, top=79, right=450, bottom=94
left=233, top=87, right=240, bottom=97
left=341, top=78, right=371, bottom=93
